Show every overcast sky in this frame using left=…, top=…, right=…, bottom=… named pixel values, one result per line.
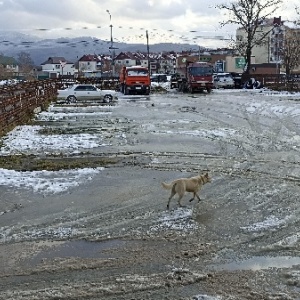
left=0, top=0, right=299, bottom=48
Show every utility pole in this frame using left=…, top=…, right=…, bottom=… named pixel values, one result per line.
left=146, top=30, right=150, bottom=74
left=106, top=10, right=118, bottom=77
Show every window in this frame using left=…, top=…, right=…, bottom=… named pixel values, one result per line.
left=74, top=85, right=95, bottom=91
left=87, top=86, right=97, bottom=91
left=74, top=86, right=86, bottom=91
left=189, top=66, right=213, bottom=76
left=127, top=69, right=148, bottom=76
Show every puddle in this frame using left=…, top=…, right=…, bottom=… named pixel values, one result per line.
left=31, top=239, right=125, bottom=266
left=211, top=256, right=300, bottom=271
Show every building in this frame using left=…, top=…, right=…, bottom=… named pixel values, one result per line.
left=114, top=52, right=148, bottom=73
left=236, top=17, right=282, bottom=66
left=236, top=16, right=300, bottom=73
left=114, top=51, right=176, bottom=75
left=41, top=57, right=76, bottom=77
left=149, top=52, right=176, bottom=74
left=78, top=54, right=111, bottom=77
left=175, top=50, right=248, bottom=73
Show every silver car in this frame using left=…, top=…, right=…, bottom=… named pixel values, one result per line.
left=57, top=84, right=117, bottom=103
left=213, top=73, right=235, bottom=89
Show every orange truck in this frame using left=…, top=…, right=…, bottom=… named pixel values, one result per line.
left=119, top=66, right=151, bottom=95
left=176, top=61, right=214, bottom=93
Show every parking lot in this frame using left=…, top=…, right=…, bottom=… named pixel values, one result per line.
left=0, top=89, right=300, bottom=299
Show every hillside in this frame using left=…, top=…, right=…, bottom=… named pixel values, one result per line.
left=0, top=31, right=199, bottom=65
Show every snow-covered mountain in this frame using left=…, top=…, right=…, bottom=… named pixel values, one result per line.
left=0, top=31, right=198, bottom=65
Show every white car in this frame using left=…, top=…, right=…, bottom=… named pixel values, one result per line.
left=57, top=84, right=117, bottom=103
left=213, top=73, right=235, bottom=89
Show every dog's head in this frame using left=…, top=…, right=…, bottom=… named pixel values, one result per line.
left=202, top=172, right=211, bottom=184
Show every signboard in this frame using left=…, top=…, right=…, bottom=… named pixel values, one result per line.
left=215, top=60, right=224, bottom=72
left=235, top=57, right=246, bottom=69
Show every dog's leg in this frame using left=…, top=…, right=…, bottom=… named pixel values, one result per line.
left=189, top=192, right=196, bottom=202
left=195, top=193, right=201, bottom=202
left=167, top=185, right=176, bottom=209
left=177, top=194, right=185, bottom=207
left=177, top=190, right=186, bottom=207
left=176, top=183, right=186, bottom=207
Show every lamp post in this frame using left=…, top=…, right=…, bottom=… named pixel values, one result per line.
left=146, top=30, right=150, bottom=74
left=106, top=9, right=116, bottom=77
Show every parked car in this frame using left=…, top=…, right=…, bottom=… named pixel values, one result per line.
left=213, top=73, right=235, bottom=89
left=57, top=84, right=117, bottom=103
left=230, top=72, right=243, bottom=89
left=170, top=73, right=182, bottom=89
left=150, top=73, right=168, bottom=83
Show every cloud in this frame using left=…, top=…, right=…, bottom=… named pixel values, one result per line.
left=0, top=0, right=298, bottom=48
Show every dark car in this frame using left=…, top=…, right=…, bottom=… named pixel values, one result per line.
left=170, top=73, right=182, bottom=89
left=230, top=72, right=243, bottom=89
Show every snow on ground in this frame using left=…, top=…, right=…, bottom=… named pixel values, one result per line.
left=246, top=101, right=300, bottom=117
left=0, top=125, right=108, bottom=155
left=147, top=128, right=238, bottom=139
left=151, top=81, right=171, bottom=90
left=149, top=207, right=198, bottom=232
left=36, top=110, right=113, bottom=122
left=213, top=87, right=300, bottom=97
left=0, top=104, right=114, bottom=196
left=1, top=89, right=299, bottom=210
left=0, top=167, right=104, bottom=195
left=240, top=215, right=291, bottom=232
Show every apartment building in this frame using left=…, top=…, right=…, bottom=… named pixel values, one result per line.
left=236, top=16, right=300, bottom=73
left=114, top=52, right=176, bottom=75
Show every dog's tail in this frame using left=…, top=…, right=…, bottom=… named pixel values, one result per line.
left=161, top=182, right=173, bottom=190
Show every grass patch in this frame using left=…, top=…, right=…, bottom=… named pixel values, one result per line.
left=0, top=154, right=119, bottom=171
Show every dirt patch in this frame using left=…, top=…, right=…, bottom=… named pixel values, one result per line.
left=0, top=154, right=120, bottom=171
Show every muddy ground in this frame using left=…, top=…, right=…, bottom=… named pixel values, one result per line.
left=0, top=89, right=300, bottom=299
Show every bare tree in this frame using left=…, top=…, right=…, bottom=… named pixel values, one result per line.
left=0, top=64, right=8, bottom=80
left=216, top=0, right=282, bottom=73
left=17, top=51, right=34, bottom=79
left=282, top=28, right=300, bottom=75
left=281, top=6, right=300, bottom=75
left=0, top=54, right=13, bottom=79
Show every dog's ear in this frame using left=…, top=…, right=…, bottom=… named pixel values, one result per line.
left=205, top=172, right=208, bottom=177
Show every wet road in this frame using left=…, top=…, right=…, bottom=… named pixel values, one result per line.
left=0, top=89, right=300, bottom=299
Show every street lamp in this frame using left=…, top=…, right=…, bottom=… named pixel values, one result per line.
left=106, top=9, right=117, bottom=77
left=146, top=30, right=150, bottom=73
